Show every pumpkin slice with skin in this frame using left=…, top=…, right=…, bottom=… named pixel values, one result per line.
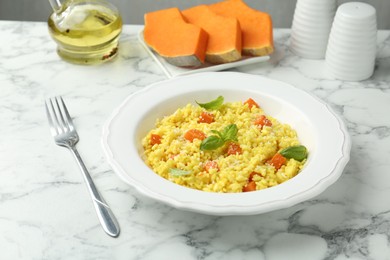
left=182, top=5, right=242, bottom=64
left=144, top=8, right=208, bottom=67
left=209, top=0, right=274, bottom=56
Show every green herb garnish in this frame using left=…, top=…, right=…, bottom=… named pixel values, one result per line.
left=169, top=168, right=192, bottom=177
left=279, top=145, right=308, bottom=161
left=219, top=124, right=238, bottom=142
left=200, top=124, right=238, bottom=151
left=196, top=96, right=224, bottom=110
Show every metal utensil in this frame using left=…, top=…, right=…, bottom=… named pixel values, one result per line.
left=45, top=96, right=120, bottom=238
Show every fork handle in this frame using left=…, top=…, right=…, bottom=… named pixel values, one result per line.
left=69, top=146, right=120, bottom=238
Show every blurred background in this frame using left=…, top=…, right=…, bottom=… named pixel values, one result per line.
left=0, top=0, right=389, bottom=29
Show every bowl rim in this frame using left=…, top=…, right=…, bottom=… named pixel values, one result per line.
left=101, top=72, right=351, bottom=215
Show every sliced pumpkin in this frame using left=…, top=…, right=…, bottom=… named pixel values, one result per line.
left=182, top=5, right=242, bottom=64
left=143, top=8, right=208, bottom=67
left=209, top=0, right=274, bottom=56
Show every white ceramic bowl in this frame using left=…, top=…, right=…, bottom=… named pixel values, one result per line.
left=102, top=72, right=351, bottom=216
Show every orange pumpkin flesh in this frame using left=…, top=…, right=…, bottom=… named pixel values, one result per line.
left=209, top=0, right=274, bottom=56
left=182, top=5, right=242, bottom=64
left=143, top=8, right=208, bottom=67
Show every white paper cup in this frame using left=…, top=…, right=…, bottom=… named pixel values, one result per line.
left=325, top=2, right=377, bottom=81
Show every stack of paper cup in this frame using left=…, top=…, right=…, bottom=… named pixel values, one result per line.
left=290, top=0, right=337, bottom=59
left=325, top=2, right=377, bottom=81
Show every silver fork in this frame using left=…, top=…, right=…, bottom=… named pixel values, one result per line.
left=45, top=96, right=120, bottom=238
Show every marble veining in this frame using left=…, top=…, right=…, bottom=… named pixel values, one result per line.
left=1, top=21, right=390, bottom=259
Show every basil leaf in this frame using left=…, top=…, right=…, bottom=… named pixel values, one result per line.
left=196, top=96, right=224, bottom=110
left=169, top=168, right=192, bottom=177
left=200, top=135, right=225, bottom=151
left=221, top=124, right=238, bottom=142
left=200, top=124, right=239, bottom=151
left=210, top=130, right=223, bottom=139
left=280, top=145, right=308, bottom=161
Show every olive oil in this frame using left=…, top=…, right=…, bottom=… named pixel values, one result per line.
left=48, top=0, right=122, bottom=64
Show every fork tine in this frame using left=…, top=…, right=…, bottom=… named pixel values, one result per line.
left=59, top=96, right=75, bottom=130
left=49, top=97, right=64, bottom=134
left=45, top=99, right=59, bottom=136
left=54, top=96, right=68, bottom=132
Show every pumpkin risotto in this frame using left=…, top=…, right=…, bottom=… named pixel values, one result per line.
left=142, top=97, right=307, bottom=193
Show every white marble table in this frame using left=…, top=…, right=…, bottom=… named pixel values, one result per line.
left=1, top=21, right=390, bottom=260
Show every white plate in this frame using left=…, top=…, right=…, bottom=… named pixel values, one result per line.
left=102, top=72, right=351, bottom=216
left=138, top=31, right=270, bottom=78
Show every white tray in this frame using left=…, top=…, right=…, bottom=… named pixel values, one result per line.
left=138, top=31, right=270, bottom=78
